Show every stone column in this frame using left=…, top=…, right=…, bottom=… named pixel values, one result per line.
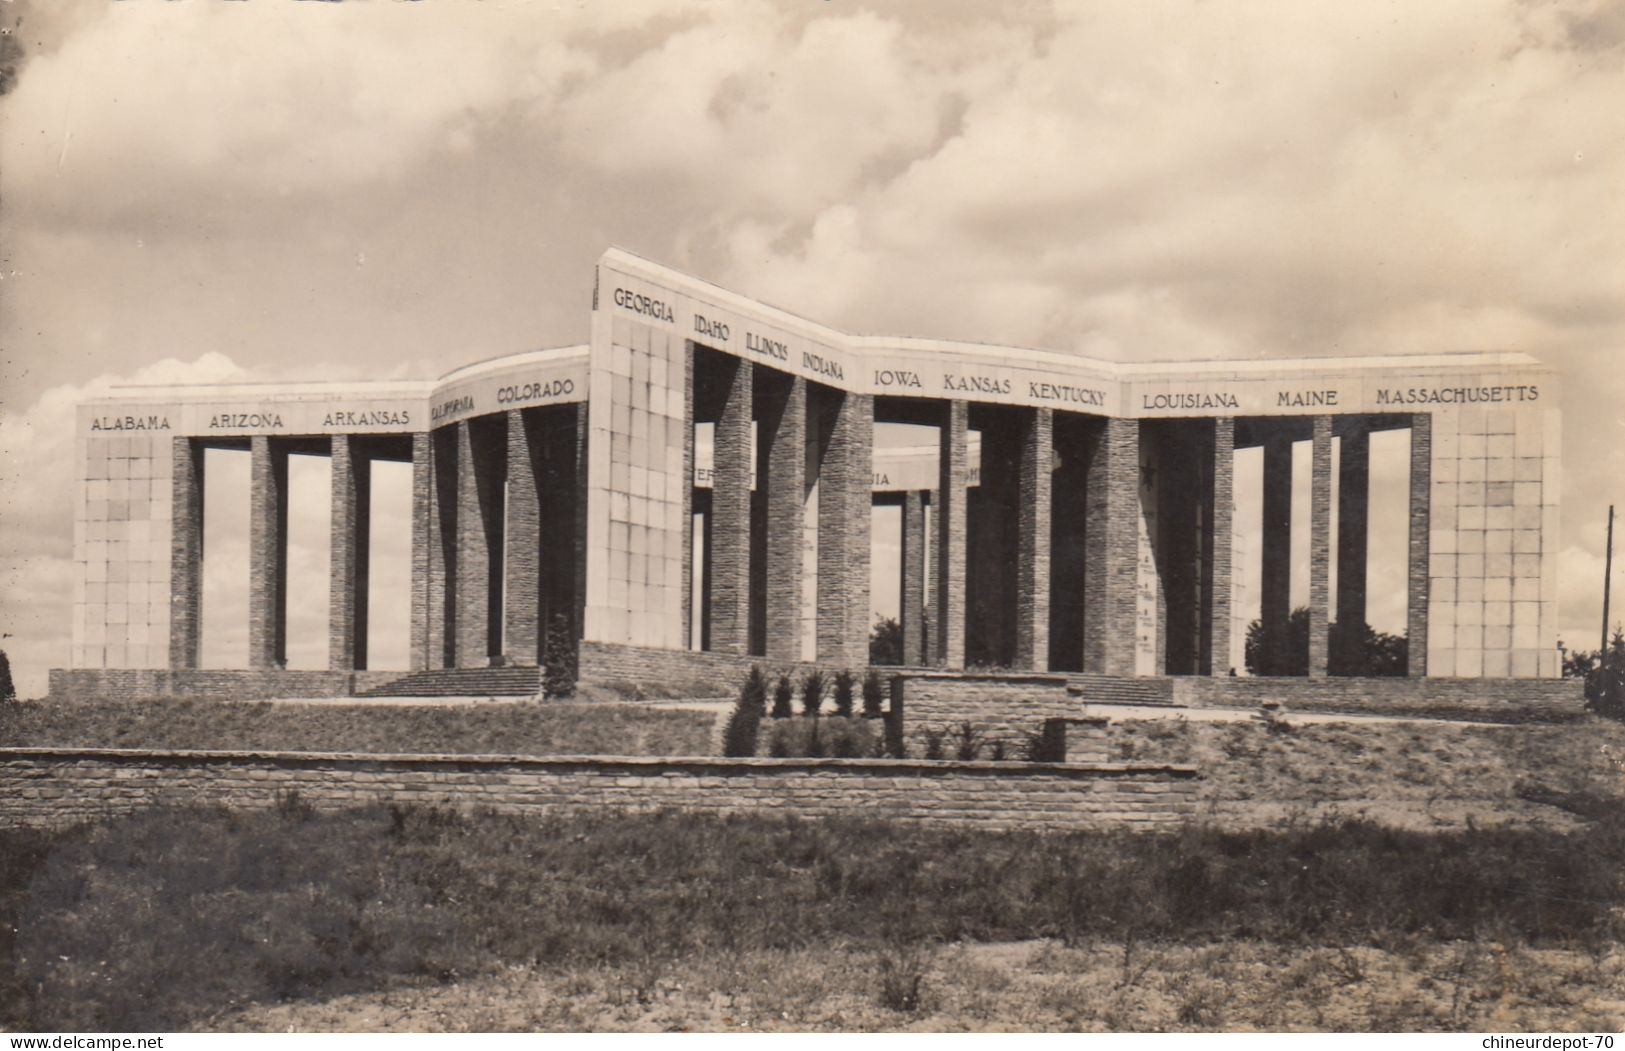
left=816, top=390, right=873, bottom=665
left=248, top=436, right=288, bottom=669
left=409, top=432, right=445, bottom=671
left=934, top=400, right=970, bottom=668
left=454, top=418, right=505, bottom=668
left=168, top=438, right=204, bottom=670
left=328, top=435, right=371, bottom=671
left=1083, top=418, right=1140, bottom=676
left=1014, top=408, right=1053, bottom=671
left=679, top=347, right=696, bottom=651
left=901, top=489, right=927, bottom=666
left=1335, top=421, right=1371, bottom=674
left=1206, top=418, right=1235, bottom=676
left=710, top=357, right=753, bottom=655
left=760, top=374, right=806, bottom=661
left=504, top=409, right=543, bottom=666
left=1407, top=413, right=1432, bottom=676
left=1260, top=434, right=1293, bottom=674
left=1308, top=416, right=1333, bottom=677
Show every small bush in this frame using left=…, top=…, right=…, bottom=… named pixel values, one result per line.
left=877, top=947, right=926, bottom=1014
left=801, top=669, right=828, bottom=718
left=1022, top=721, right=1067, bottom=763
left=771, top=675, right=794, bottom=719
left=989, top=739, right=1006, bottom=762
left=0, top=648, right=16, bottom=705
left=832, top=670, right=856, bottom=717
left=922, top=727, right=946, bottom=761
left=722, top=667, right=768, bottom=757
left=882, top=711, right=907, bottom=758
left=861, top=670, right=885, bottom=719
left=765, top=717, right=876, bottom=759
left=952, top=721, right=983, bottom=762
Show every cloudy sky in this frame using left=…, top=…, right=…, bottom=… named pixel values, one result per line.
left=1, top=0, right=1621, bottom=694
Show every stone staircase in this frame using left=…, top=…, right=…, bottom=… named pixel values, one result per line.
left=1064, top=675, right=1177, bottom=707
left=354, top=667, right=543, bottom=699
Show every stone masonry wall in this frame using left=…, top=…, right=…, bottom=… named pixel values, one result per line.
left=1170, top=675, right=1584, bottom=722
left=47, top=668, right=405, bottom=701
left=0, top=749, right=1199, bottom=832
left=896, top=673, right=1084, bottom=753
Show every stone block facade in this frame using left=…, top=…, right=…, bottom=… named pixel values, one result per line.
left=0, top=748, right=1201, bottom=832
left=63, top=249, right=1564, bottom=700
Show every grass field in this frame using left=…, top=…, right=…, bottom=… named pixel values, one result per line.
left=0, top=696, right=716, bottom=757
left=4, top=805, right=1623, bottom=1031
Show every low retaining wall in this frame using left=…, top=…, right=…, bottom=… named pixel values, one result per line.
left=577, top=641, right=898, bottom=698
left=893, top=673, right=1090, bottom=754
left=1169, top=676, right=1586, bottom=722
left=0, top=748, right=1198, bottom=832
left=46, top=669, right=405, bottom=702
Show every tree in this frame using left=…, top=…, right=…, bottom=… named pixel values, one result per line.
left=869, top=616, right=903, bottom=665
left=1585, top=628, right=1625, bottom=721
left=1242, top=609, right=1407, bottom=677
left=0, top=647, right=15, bottom=704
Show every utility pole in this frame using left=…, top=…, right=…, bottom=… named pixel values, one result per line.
left=1604, top=504, right=1616, bottom=657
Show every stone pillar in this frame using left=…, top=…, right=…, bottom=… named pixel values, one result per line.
left=1014, top=408, right=1053, bottom=671
left=1083, top=418, right=1140, bottom=676
left=505, top=410, right=543, bottom=666
left=168, top=438, right=204, bottom=670
left=680, top=347, right=696, bottom=651
left=760, top=374, right=806, bottom=661
left=901, top=489, right=927, bottom=666
left=409, top=432, right=446, bottom=671
left=816, top=390, right=873, bottom=665
left=328, top=436, right=371, bottom=671
left=1407, top=413, right=1432, bottom=676
left=248, top=436, right=288, bottom=669
left=1260, top=434, right=1293, bottom=674
left=710, top=357, right=753, bottom=655
left=454, top=418, right=506, bottom=668
left=1206, top=418, right=1235, bottom=676
left=1308, top=416, right=1333, bottom=677
left=934, top=400, right=970, bottom=668
left=1335, top=421, right=1371, bottom=674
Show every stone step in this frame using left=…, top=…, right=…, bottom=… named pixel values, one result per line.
left=1064, top=675, right=1178, bottom=707
left=356, top=667, right=543, bottom=698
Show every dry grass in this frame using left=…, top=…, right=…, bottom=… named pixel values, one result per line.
left=0, top=696, right=716, bottom=757
left=215, top=940, right=1625, bottom=1032
left=1100, top=715, right=1625, bottom=830
left=5, top=805, right=1624, bottom=1031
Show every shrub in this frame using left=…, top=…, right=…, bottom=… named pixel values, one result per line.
left=722, top=667, right=768, bottom=757
left=542, top=614, right=578, bottom=698
left=1022, top=721, right=1067, bottom=763
left=1585, top=629, right=1625, bottom=721
left=764, top=717, right=876, bottom=759
left=989, top=739, right=1006, bottom=762
left=832, top=670, right=856, bottom=717
left=801, top=669, right=827, bottom=718
left=771, top=675, right=794, bottom=719
left=952, top=721, right=983, bottom=762
left=922, top=727, right=946, bottom=761
left=877, top=947, right=926, bottom=1014
left=861, top=670, right=885, bottom=719
left=882, top=709, right=907, bottom=758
